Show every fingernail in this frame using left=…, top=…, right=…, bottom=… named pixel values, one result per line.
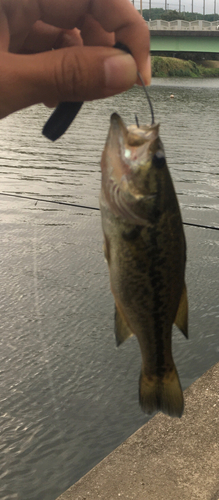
left=104, top=53, right=137, bottom=90
left=139, top=55, right=151, bottom=86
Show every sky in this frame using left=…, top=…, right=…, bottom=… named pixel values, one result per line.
left=133, top=1, right=218, bottom=15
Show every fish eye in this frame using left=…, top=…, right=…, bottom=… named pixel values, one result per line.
left=153, top=150, right=166, bottom=169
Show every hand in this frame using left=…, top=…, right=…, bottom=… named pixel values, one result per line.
left=0, top=0, right=150, bottom=118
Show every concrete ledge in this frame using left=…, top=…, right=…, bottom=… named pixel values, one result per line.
left=56, top=362, right=219, bottom=500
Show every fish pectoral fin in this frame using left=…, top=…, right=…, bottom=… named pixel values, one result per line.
left=114, top=305, right=133, bottom=346
left=174, top=283, right=188, bottom=339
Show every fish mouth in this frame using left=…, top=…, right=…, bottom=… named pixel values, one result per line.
left=101, top=113, right=159, bottom=225
left=110, top=112, right=159, bottom=145
left=108, top=113, right=160, bottom=179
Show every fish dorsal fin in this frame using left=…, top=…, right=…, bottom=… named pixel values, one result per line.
left=114, top=305, right=133, bottom=346
left=174, top=283, right=188, bottom=339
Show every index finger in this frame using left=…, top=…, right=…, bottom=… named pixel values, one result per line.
left=38, top=0, right=150, bottom=82
left=2, top=0, right=149, bottom=81
left=90, top=0, right=150, bottom=82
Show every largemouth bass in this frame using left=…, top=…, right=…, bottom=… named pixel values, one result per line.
left=100, top=112, right=188, bottom=418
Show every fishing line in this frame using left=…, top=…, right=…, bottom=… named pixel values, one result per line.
left=1, top=191, right=219, bottom=232
left=33, top=227, right=63, bottom=424
left=182, top=221, right=219, bottom=231
left=0, top=191, right=99, bottom=211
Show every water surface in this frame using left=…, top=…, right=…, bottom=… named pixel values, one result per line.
left=0, top=78, right=219, bottom=500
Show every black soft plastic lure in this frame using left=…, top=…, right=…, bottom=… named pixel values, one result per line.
left=42, top=42, right=154, bottom=141
left=42, top=42, right=130, bottom=141
left=42, top=101, right=83, bottom=141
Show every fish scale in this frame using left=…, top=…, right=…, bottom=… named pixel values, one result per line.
left=100, top=112, right=188, bottom=418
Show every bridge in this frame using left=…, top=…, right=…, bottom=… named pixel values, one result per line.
left=147, top=20, right=219, bottom=53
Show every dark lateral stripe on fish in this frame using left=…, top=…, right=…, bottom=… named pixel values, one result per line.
left=148, top=226, right=166, bottom=377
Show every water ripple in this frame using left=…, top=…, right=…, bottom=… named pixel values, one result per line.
left=0, top=80, right=219, bottom=500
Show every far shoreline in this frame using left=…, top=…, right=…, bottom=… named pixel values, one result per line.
left=151, top=56, right=219, bottom=77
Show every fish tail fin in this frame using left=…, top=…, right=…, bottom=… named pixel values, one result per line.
left=139, top=365, right=184, bottom=418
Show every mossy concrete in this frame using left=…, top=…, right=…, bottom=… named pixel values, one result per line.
left=56, top=362, right=219, bottom=500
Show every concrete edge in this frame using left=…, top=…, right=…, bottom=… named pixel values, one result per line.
left=56, top=362, right=219, bottom=500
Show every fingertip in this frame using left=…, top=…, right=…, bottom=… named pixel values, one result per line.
left=104, top=52, right=137, bottom=92
left=138, top=54, right=151, bottom=86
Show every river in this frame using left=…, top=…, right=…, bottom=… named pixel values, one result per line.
left=0, top=78, right=219, bottom=500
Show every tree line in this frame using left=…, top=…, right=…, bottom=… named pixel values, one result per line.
left=142, top=8, right=219, bottom=22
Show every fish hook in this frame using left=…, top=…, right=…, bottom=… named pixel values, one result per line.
left=113, top=43, right=155, bottom=127
left=137, top=71, right=155, bottom=126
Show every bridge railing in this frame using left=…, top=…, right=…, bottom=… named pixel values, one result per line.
left=190, top=20, right=211, bottom=30
left=211, top=21, right=219, bottom=29
left=169, top=20, right=190, bottom=30
left=149, top=19, right=169, bottom=30
left=147, top=19, right=219, bottom=31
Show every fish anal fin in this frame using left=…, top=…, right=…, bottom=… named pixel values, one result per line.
left=114, top=305, right=133, bottom=347
left=174, top=283, right=188, bottom=339
left=139, top=366, right=184, bottom=418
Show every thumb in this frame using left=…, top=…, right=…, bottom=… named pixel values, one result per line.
left=0, top=46, right=137, bottom=118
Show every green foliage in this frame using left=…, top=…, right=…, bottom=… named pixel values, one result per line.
left=203, top=13, right=219, bottom=21
left=152, top=52, right=219, bottom=62
left=142, top=8, right=219, bottom=22
left=161, top=10, right=185, bottom=21
left=142, top=8, right=165, bottom=21
left=200, top=66, right=219, bottom=76
left=151, top=56, right=219, bottom=78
